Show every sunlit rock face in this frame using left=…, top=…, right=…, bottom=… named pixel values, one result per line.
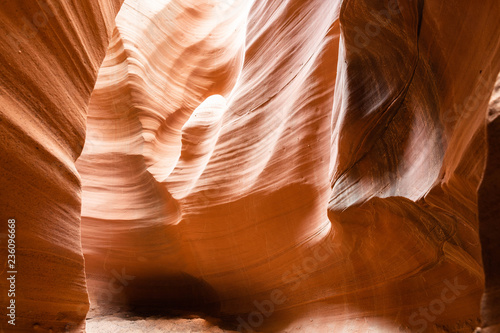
left=77, top=0, right=500, bottom=332
left=1, top=0, right=500, bottom=332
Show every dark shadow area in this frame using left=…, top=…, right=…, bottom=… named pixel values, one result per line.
left=113, top=272, right=241, bottom=331
left=121, top=272, right=221, bottom=316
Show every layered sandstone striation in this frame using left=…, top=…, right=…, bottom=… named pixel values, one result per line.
left=0, top=1, right=123, bottom=332
left=77, top=0, right=500, bottom=332
left=1, top=0, right=500, bottom=332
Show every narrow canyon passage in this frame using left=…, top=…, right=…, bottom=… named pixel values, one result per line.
left=0, top=0, right=499, bottom=332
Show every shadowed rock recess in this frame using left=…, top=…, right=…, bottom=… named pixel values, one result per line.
left=1, top=0, right=499, bottom=332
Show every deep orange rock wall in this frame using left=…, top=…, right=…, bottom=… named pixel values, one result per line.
left=0, top=1, right=122, bottom=331
left=77, top=0, right=500, bottom=332
left=1, top=0, right=499, bottom=332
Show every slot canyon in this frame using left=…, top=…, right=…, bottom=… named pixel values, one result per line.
left=1, top=0, right=500, bottom=332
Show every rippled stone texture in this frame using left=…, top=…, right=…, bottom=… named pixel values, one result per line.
left=0, top=1, right=123, bottom=332
left=1, top=0, right=500, bottom=332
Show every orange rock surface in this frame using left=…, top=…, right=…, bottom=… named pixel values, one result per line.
left=0, top=1, right=122, bottom=331
left=1, top=0, right=500, bottom=332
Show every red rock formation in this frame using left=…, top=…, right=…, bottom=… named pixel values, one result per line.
left=77, top=0, right=500, bottom=332
left=0, top=1, right=123, bottom=332
left=1, top=0, right=500, bottom=332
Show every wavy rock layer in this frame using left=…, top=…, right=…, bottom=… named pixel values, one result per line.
left=0, top=0, right=499, bottom=332
left=76, top=0, right=500, bottom=332
left=0, top=1, right=122, bottom=332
